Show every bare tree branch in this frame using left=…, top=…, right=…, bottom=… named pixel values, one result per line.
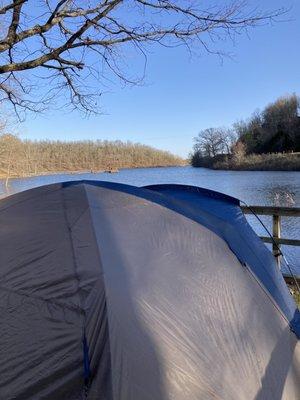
left=0, top=0, right=288, bottom=117
left=0, top=0, right=26, bottom=15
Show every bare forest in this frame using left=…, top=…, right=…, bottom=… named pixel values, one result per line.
left=0, top=134, right=184, bottom=182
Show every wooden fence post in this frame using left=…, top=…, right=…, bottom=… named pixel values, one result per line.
left=272, top=215, right=281, bottom=269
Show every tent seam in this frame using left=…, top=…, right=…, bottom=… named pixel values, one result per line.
left=82, top=183, right=114, bottom=400
left=60, top=186, right=90, bottom=397
left=0, top=284, right=84, bottom=314
left=242, top=264, right=291, bottom=326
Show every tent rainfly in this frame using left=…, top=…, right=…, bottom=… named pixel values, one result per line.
left=0, top=181, right=299, bottom=400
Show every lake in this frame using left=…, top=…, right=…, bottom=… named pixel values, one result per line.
left=1, top=166, right=299, bottom=276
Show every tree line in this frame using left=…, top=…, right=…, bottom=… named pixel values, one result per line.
left=0, top=135, right=183, bottom=183
left=191, top=94, right=300, bottom=170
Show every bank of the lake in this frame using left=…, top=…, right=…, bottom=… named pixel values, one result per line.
left=0, top=163, right=187, bottom=181
left=191, top=152, right=300, bottom=171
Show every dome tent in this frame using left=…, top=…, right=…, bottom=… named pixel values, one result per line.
left=0, top=180, right=299, bottom=400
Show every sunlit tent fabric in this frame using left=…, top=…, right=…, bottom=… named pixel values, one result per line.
left=0, top=181, right=299, bottom=400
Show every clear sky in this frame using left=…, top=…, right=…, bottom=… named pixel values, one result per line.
left=20, top=0, right=300, bottom=158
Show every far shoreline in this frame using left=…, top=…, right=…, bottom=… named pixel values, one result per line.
left=0, top=164, right=188, bottom=182
left=2, top=163, right=300, bottom=184
left=191, top=152, right=300, bottom=172
left=192, top=166, right=300, bottom=172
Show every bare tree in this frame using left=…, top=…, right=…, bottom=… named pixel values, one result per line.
left=193, top=127, right=235, bottom=158
left=0, top=133, right=22, bottom=185
left=219, top=128, right=237, bottom=154
left=231, top=140, right=245, bottom=163
left=0, top=1, right=285, bottom=118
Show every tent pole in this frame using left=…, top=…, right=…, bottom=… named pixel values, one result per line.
left=272, top=214, right=281, bottom=269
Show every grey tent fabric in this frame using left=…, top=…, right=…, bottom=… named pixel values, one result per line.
left=0, top=181, right=299, bottom=400
left=143, top=184, right=300, bottom=333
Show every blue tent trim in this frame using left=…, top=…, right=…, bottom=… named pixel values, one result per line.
left=82, top=334, right=91, bottom=386
left=290, top=310, right=300, bottom=339
left=145, top=184, right=240, bottom=205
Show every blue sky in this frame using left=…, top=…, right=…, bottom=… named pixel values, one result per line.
left=21, top=0, right=300, bottom=158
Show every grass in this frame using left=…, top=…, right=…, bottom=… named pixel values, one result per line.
left=192, top=152, right=300, bottom=171
left=289, top=285, right=300, bottom=308
left=215, top=152, right=300, bottom=171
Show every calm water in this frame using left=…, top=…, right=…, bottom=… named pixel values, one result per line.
left=1, top=166, right=299, bottom=275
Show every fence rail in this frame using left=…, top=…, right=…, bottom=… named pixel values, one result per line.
left=241, top=206, right=300, bottom=276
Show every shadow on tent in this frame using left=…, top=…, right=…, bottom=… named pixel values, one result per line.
left=86, top=201, right=168, bottom=400
left=255, top=311, right=298, bottom=400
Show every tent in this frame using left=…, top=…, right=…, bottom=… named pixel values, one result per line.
left=0, top=180, right=299, bottom=400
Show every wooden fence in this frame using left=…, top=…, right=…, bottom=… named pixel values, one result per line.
left=241, top=205, right=300, bottom=283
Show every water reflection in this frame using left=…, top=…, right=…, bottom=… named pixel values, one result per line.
left=265, top=186, right=296, bottom=207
